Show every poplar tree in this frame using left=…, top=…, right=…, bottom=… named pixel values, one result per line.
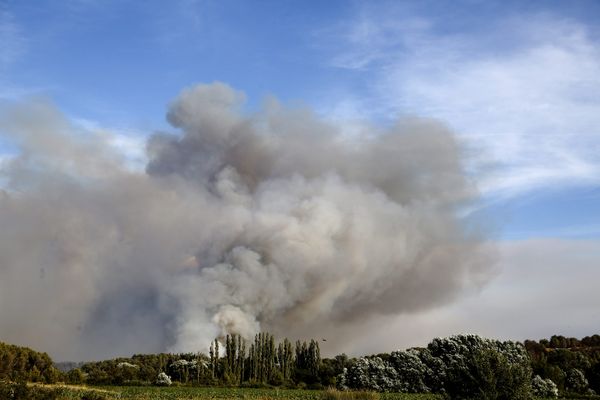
left=209, top=339, right=219, bottom=380
left=277, top=338, right=294, bottom=381
left=224, top=334, right=246, bottom=384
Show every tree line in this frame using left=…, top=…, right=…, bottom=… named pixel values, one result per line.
left=73, top=333, right=326, bottom=388
left=525, top=334, right=600, bottom=395
left=4, top=333, right=600, bottom=399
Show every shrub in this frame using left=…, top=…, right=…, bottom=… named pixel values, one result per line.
left=532, top=375, right=558, bottom=398
left=66, top=368, right=85, bottom=384
left=567, top=368, right=590, bottom=394
left=155, top=371, right=172, bottom=386
left=0, top=379, right=61, bottom=400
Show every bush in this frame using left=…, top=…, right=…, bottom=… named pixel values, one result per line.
left=0, top=380, right=61, bottom=400
left=66, top=368, right=85, bottom=384
left=567, top=368, right=590, bottom=394
left=532, top=375, right=558, bottom=398
left=155, top=372, right=172, bottom=386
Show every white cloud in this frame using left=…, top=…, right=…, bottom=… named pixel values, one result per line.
left=321, top=9, right=600, bottom=200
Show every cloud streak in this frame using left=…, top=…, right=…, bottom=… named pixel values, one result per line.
left=320, top=7, right=600, bottom=200
left=0, top=4, right=25, bottom=70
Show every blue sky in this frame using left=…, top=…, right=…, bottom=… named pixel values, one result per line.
left=2, top=0, right=600, bottom=348
left=3, top=0, right=599, bottom=241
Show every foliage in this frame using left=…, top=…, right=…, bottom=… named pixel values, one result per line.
left=155, top=372, right=172, bottom=386
left=531, top=375, right=558, bottom=398
left=341, top=356, right=400, bottom=392
left=526, top=334, right=600, bottom=394
left=320, top=354, right=352, bottom=387
left=248, top=332, right=276, bottom=384
left=278, top=338, right=295, bottom=383
left=0, top=380, right=120, bottom=400
left=66, top=368, right=86, bottom=384
left=294, top=339, right=321, bottom=384
left=426, top=335, right=532, bottom=400
left=224, top=334, right=246, bottom=385
left=341, top=335, right=531, bottom=399
left=566, top=368, right=592, bottom=395
left=0, top=342, right=60, bottom=383
left=7, top=332, right=600, bottom=398
left=388, top=350, right=431, bottom=393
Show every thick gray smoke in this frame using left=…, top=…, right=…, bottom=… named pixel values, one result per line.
left=0, top=83, right=492, bottom=361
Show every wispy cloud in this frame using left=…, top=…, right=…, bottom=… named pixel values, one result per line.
left=0, top=4, right=26, bottom=71
left=320, top=7, right=600, bottom=201
left=151, top=0, right=211, bottom=49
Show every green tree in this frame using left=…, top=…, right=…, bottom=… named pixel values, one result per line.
left=66, top=368, right=85, bottom=384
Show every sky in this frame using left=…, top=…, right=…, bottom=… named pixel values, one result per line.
left=1, top=0, right=600, bottom=358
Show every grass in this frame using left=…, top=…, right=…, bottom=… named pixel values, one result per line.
left=97, top=386, right=442, bottom=400
left=12, top=384, right=596, bottom=400
left=322, top=388, right=380, bottom=400
left=15, top=385, right=442, bottom=400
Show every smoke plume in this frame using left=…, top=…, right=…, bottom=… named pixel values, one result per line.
left=0, top=83, right=492, bottom=360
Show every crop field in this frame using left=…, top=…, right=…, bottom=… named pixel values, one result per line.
left=14, top=384, right=589, bottom=399
left=25, top=385, right=443, bottom=400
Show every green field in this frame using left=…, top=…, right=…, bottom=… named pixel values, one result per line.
left=108, top=387, right=441, bottom=400
left=24, top=385, right=442, bottom=400
left=15, top=384, right=586, bottom=400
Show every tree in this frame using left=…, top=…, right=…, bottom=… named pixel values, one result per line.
left=388, top=350, right=431, bottom=393
left=294, top=339, right=321, bottom=384
left=66, top=368, right=85, bottom=384
left=277, top=338, right=294, bottom=382
left=248, top=332, right=277, bottom=384
left=426, top=335, right=532, bottom=400
left=209, top=339, right=219, bottom=380
left=224, top=334, right=245, bottom=384
left=341, top=356, right=396, bottom=392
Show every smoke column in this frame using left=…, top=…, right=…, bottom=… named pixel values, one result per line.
left=0, top=83, right=492, bottom=360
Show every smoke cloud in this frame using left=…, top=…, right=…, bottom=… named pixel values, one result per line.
left=0, top=83, right=492, bottom=360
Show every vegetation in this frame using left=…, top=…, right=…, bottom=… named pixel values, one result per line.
left=0, top=383, right=441, bottom=400
left=75, top=333, right=323, bottom=388
left=0, top=342, right=60, bottom=383
left=340, top=335, right=532, bottom=399
left=525, top=335, right=600, bottom=396
left=5, top=333, right=600, bottom=399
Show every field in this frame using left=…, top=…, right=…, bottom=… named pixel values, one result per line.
left=23, top=385, right=443, bottom=400
left=18, top=384, right=588, bottom=400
